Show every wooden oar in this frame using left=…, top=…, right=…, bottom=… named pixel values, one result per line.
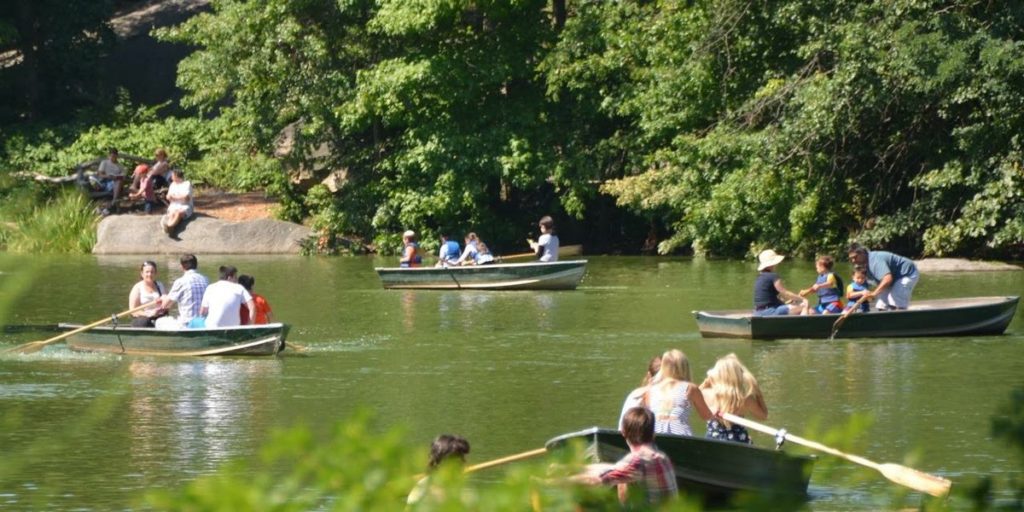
left=829, top=294, right=871, bottom=340
left=464, top=447, right=547, bottom=473
left=3, top=301, right=155, bottom=355
left=499, top=245, right=583, bottom=262
left=721, top=413, right=952, bottom=497
left=413, top=447, right=548, bottom=480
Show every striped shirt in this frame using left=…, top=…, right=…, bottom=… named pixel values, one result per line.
left=599, top=444, right=678, bottom=505
left=168, top=269, right=209, bottom=326
left=647, top=382, right=694, bottom=436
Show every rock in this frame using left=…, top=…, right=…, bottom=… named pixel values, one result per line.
left=93, top=214, right=312, bottom=255
left=914, top=258, right=1022, bottom=273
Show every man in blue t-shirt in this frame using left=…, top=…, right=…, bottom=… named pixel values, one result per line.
left=847, top=243, right=920, bottom=310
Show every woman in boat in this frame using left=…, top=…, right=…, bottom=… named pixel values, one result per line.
left=643, top=349, right=714, bottom=436
left=129, top=261, right=167, bottom=327
left=754, top=249, right=808, bottom=316
left=528, top=215, right=560, bottom=262
left=407, top=434, right=471, bottom=506
left=618, top=354, right=662, bottom=430
left=455, top=233, right=496, bottom=266
left=399, top=230, right=423, bottom=268
left=699, top=354, right=768, bottom=444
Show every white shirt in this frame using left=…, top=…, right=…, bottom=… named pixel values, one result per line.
left=537, top=233, right=560, bottom=262
left=98, top=158, right=124, bottom=178
left=201, top=280, right=252, bottom=328
left=168, top=180, right=193, bottom=209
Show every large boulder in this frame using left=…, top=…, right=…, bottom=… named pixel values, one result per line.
left=93, top=214, right=312, bottom=254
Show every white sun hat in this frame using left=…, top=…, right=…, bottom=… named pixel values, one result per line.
left=757, top=249, right=785, bottom=271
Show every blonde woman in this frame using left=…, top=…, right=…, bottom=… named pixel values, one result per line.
left=643, top=349, right=713, bottom=436
left=699, top=354, right=768, bottom=444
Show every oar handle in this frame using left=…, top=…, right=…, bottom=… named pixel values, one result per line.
left=722, top=413, right=879, bottom=468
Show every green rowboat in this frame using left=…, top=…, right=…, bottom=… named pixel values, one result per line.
left=694, top=295, right=1019, bottom=340
left=58, top=322, right=290, bottom=356
left=546, top=427, right=815, bottom=499
left=374, top=260, right=587, bottom=290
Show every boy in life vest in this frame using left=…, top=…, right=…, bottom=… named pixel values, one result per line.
left=800, top=255, right=845, bottom=314
left=844, top=268, right=872, bottom=313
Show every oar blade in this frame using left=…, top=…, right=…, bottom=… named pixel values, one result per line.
left=878, top=463, right=952, bottom=498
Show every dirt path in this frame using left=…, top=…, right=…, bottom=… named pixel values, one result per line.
left=192, top=190, right=277, bottom=222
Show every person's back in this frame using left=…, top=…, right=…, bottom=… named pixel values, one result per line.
left=646, top=380, right=693, bottom=435
left=202, top=274, right=252, bottom=328
left=438, top=236, right=461, bottom=265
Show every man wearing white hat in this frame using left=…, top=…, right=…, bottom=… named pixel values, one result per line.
left=753, top=249, right=808, bottom=316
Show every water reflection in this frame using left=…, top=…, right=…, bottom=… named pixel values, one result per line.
left=126, top=359, right=281, bottom=473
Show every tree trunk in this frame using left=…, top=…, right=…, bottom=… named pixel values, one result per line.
left=15, top=0, right=40, bottom=121
left=552, top=0, right=566, bottom=30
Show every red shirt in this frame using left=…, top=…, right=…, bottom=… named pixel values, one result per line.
left=240, top=293, right=272, bottom=325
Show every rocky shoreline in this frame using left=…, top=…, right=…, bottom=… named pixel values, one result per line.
left=93, top=215, right=311, bottom=255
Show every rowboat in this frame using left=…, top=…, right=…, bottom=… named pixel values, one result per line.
left=57, top=322, right=290, bottom=356
left=694, top=296, right=1019, bottom=340
left=546, top=427, right=815, bottom=500
left=374, top=260, right=587, bottom=290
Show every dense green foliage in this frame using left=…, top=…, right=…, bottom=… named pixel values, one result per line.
left=3, top=0, right=1024, bottom=256
left=0, top=179, right=96, bottom=253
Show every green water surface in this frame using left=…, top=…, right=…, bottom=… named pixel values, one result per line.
left=0, top=254, right=1021, bottom=509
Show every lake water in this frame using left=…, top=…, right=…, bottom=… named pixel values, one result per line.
left=0, top=254, right=1022, bottom=510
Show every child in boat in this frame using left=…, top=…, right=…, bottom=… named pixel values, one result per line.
left=407, top=434, right=471, bottom=506
left=400, top=230, right=423, bottom=267
left=844, top=268, right=871, bottom=313
left=800, top=255, right=845, bottom=314
left=699, top=354, right=768, bottom=444
left=238, top=274, right=273, bottom=325
left=571, top=407, right=678, bottom=507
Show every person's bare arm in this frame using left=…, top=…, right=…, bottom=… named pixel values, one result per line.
left=867, top=273, right=893, bottom=300
left=774, top=279, right=806, bottom=304
left=745, top=387, right=769, bottom=420
left=246, top=299, right=256, bottom=324
left=688, top=383, right=715, bottom=421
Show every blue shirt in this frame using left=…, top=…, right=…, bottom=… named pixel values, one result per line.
left=866, top=251, right=918, bottom=286
left=439, top=240, right=461, bottom=262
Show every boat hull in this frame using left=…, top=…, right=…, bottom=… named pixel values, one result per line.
left=374, top=260, right=587, bottom=290
left=695, top=296, right=1020, bottom=340
left=546, top=427, right=814, bottom=499
left=59, top=323, right=290, bottom=356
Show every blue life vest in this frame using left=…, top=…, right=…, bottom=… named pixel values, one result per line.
left=441, top=240, right=461, bottom=261
left=847, top=282, right=870, bottom=312
left=815, top=272, right=843, bottom=304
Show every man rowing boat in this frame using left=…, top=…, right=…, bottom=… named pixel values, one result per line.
left=847, top=243, right=919, bottom=310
